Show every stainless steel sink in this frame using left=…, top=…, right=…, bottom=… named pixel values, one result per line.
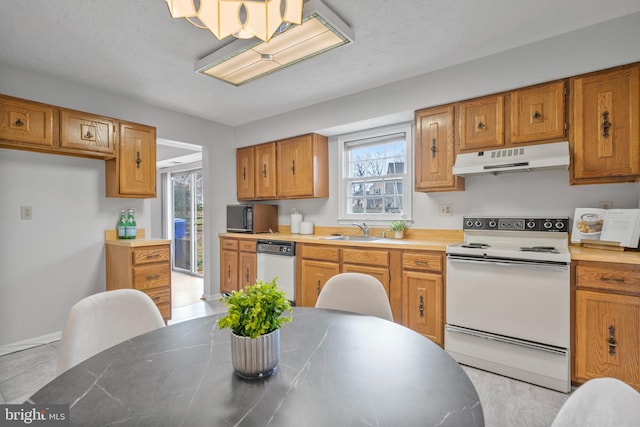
left=320, top=235, right=383, bottom=242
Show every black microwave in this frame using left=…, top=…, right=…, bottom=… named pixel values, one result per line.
left=226, top=204, right=279, bottom=233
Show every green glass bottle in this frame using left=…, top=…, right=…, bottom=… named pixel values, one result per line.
left=125, top=209, right=137, bottom=240
left=117, top=210, right=127, bottom=239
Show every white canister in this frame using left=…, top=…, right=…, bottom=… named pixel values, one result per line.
left=300, top=221, right=314, bottom=235
left=291, top=212, right=303, bottom=234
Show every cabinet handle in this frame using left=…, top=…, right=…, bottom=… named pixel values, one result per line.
left=84, top=130, right=93, bottom=139
left=227, top=264, right=231, bottom=279
left=601, top=276, right=625, bottom=283
left=14, top=118, right=24, bottom=127
left=414, top=260, right=428, bottom=266
left=418, top=295, right=424, bottom=318
left=430, top=138, right=437, bottom=158
left=245, top=268, right=249, bottom=284
left=316, top=280, right=321, bottom=295
left=242, top=167, right=246, bottom=180
left=146, top=254, right=160, bottom=259
left=146, top=274, right=160, bottom=280
left=262, top=164, right=267, bottom=177
left=477, top=121, right=485, bottom=130
left=607, top=325, right=617, bottom=355
left=136, top=151, right=142, bottom=169
left=532, top=111, right=541, bottom=119
left=602, top=111, right=611, bottom=138
left=291, top=160, right=296, bottom=175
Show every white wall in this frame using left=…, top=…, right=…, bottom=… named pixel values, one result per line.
left=0, top=63, right=234, bottom=349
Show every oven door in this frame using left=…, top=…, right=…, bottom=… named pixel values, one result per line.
left=445, top=254, right=569, bottom=347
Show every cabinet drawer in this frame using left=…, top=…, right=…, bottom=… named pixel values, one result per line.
left=132, top=246, right=170, bottom=266
left=239, top=240, right=256, bottom=252
left=301, top=244, right=340, bottom=262
left=576, top=264, right=640, bottom=294
left=156, top=303, right=171, bottom=321
left=0, top=95, right=55, bottom=147
left=342, top=248, right=389, bottom=266
left=221, top=238, right=239, bottom=251
left=145, top=287, right=171, bottom=307
left=402, top=252, right=442, bottom=272
left=133, top=264, right=170, bottom=291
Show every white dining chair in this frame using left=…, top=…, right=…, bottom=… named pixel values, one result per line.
left=56, top=289, right=166, bottom=375
left=550, top=377, right=640, bottom=427
left=315, top=272, right=394, bottom=321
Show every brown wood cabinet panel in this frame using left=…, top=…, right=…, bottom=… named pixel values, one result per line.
left=0, top=94, right=55, bottom=148
left=402, top=270, right=443, bottom=346
left=342, top=248, right=389, bottom=267
left=300, top=259, right=339, bottom=307
left=236, top=146, right=255, bottom=200
left=415, top=105, right=464, bottom=192
left=575, top=290, right=640, bottom=390
left=133, top=263, right=171, bottom=291
left=576, top=263, right=640, bottom=295
left=239, top=239, right=257, bottom=252
left=571, top=64, right=640, bottom=183
left=221, top=238, right=239, bottom=251
left=254, top=142, right=277, bottom=199
left=132, top=246, right=171, bottom=266
left=458, top=95, right=505, bottom=152
left=342, top=264, right=390, bottom=296
left=276, top=133, right=329, bottom=199
left=402, top=251, right=442, bottom=273
left=300, top=244, right=340, bottom=262
left=220, top=249, right=239, bottom=294
left=239, top=251, right=257, bottom=288
left=59, top=109, right=116, bottom=158
left=510, top=81, right=566, bottom=144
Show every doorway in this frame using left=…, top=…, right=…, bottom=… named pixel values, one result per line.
left=171, top=169, right=204, bottom=276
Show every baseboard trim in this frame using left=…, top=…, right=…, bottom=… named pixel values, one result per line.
left=203, top=293, right=223, bottom=301
left=0, top=331, right=62, bottom=357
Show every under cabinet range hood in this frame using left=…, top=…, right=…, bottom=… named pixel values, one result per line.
left=452, top=141, right=570, bottom=177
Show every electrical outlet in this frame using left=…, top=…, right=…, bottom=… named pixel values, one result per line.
left=598, top=201, right=613, bottom=210
left=439, top=204, right=452, bottom=216
left=21, top=205, right=32, bottom=220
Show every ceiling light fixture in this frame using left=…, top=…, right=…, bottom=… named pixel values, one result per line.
left=193, top=0, right=354, bottom=86
left=166, top=0, right=304, bottom=43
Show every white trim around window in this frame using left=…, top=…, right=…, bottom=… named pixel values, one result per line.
left=337, top=122, right=413, bottom=225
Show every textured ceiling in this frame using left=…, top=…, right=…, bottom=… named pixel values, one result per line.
left=1, top=1, right=640, bottom=127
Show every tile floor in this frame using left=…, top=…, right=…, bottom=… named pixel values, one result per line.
left=0, top=299, right=571, bottom=426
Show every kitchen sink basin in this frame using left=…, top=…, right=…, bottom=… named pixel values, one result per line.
left=321, top=235, right=384, bottom=242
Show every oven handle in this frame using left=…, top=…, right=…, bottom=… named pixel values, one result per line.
left=445, top=325, right=568, bottom=356
left=446, top=255, right=569, bottom=271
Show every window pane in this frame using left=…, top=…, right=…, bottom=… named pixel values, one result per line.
left=348, top=197, right=365, bottom=214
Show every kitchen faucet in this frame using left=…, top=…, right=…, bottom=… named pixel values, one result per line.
left=352, top=222, right=369, bottom=237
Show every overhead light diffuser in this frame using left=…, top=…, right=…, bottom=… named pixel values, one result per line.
left=194, top=0, right=354, bottom=86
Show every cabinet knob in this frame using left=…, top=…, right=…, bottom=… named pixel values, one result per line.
left=602, top=111, right=612, bottom=138
left=607, top=325, right=617, bottom=355
left=477, top=121, right=485, bottom=130
left=14, top=118, right=24, bottom=127
left=84, top=130, right=93, bottom=139
left=136, top=151, right=142, bottom=169
left=532, top=111, right=542, bottom=119
left=418, top=295, right=424, bottom=318
left=430, top=138, right=437, bottom=158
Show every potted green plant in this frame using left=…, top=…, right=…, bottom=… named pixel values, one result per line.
left=218, top=278, right=292, bottom=379
left=389, top=220, right=407, bottom=239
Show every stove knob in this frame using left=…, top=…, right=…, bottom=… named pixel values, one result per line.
left=465, top=219, right=474, bottom=228
left=526, top=221, right=536, bottom=229
left=488, top=220, right=497, bottom=228
left=475, top=220, right=483, bottom=228
left=543, top=221, right=553, bottom=229
left=555, top=221, right=565, bottom=229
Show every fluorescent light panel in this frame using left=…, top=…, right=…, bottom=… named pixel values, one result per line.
left=195, top=0, right=353, bottom=86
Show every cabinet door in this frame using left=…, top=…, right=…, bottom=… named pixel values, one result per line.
left=575, top=290, right=640, bottom=390
left=254, top=142, right=277, bottom=199
left=236, top=146, right=255, bottom=200
left=119, top=122, right=156, bottom=197
left=571, top=64, right=640, bottom=182
left=342, top=264, right=390, bottom=297
left=510, top=81, right=566, bottom=144
left=276, top=135, right=314, bottom=198
left=458, top=95, right=504, bottom=152
left=220, top=249, right=239, bottom=294
left=300, top=260, right=339, bottom=307
left=60, top=109, right=116, bottom=158
left=0, top=95, right=55, bottom=148
left=239, top=251, right=257, bottom=289
left=415, top=105, right=464, bottom=192
left=402, top=271, right=443, bottom=346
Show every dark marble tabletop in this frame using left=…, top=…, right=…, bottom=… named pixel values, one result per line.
left=30, top=307, right=484, bottom=426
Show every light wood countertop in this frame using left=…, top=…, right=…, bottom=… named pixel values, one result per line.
left=105, top=229, right=170, bottom=247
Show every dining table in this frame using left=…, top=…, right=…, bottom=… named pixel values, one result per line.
left=29, top=307, right=484, bottom=426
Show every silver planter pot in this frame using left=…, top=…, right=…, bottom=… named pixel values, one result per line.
left=230, top=329, right=280, bottom=379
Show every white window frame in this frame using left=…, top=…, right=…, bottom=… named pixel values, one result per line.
left=337, top=122, right=413, bottom=225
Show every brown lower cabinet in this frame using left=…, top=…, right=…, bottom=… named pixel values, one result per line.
left=220, top=237, right=257, bottom=294
left=574, top=261, right=640, bottom=391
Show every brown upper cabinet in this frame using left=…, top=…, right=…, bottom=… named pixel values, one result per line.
left=414, top=105, right=464, bottom=192
left=106, top=121, right=156, bottom=198
left=458, top=94, right=505, bottom=152
left=509, top=80, right=566, bottom=144
left=59, top=109, right=116, bottom=158
left=236, top=133, right=328, bottom=201
left=570, top=63, right=640, bottom=184
left=0, top=95, right=55, bottom=150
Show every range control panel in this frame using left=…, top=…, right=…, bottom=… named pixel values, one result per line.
left=463, top=217, right=570, bottom=232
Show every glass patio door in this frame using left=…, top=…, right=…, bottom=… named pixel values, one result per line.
left=171, top=169, right=203, bottom=276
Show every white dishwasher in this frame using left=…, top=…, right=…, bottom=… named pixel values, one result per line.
left=256, top=240, right=296, bottom=304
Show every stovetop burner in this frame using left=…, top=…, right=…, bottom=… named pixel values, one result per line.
left=520, top=246, right=559, bottom=253
left=462, top=242, right=490, bottom=249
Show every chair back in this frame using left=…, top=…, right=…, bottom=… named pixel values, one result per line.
left=315, top=272, right=394, bottom=321
left=56, top=289, right=166, bottom=374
